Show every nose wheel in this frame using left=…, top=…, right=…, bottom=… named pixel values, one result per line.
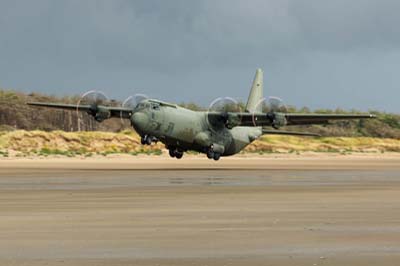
left=141, top=135, right=157, bottom=145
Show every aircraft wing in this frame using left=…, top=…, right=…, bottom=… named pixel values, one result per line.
left=280, top=113, right=376, bottom=126
left=27, top=102, right=90, bottom=111
left=261, top=128, right=320, bottom=137
left=208, top=112, right=376, bottom=129
left=27, top=102, right=133, bottom=118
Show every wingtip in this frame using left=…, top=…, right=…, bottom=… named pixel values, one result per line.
left=26, top=102, right=44, bottom=106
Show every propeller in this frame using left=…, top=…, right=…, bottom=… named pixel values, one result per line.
left=76, top=90, right=110, bottom=124
left=119, top=93, right=148, bottom=124
left=121, top=94, right=148, bottom=109
left=77, top=90, right=109, bottom=111
left=206, top=97, right=242, bottom=131
left=252, top=96, right=288, bottom=128
left=255, top=96, right=287, bottom=113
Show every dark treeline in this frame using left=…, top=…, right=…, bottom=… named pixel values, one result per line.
left=0, top=90, right=125, bottom=132
left=1, top=89, right=400, bottom=139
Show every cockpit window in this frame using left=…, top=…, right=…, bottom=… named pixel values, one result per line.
left=151, top=103, right=160, bottom=110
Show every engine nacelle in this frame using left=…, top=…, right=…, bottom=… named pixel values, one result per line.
left=272, top=113, right=287, bottom=129
left=93, top=107, right=111, bottom=122
left=225, top=113, right=241, bottom=129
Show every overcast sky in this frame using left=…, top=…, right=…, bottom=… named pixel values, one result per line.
left=0, top=0, right=399, bottom=112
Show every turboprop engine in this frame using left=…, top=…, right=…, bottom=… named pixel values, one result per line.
left=253, top=96, right=288, bottom=129
left=91, top=106, right=111, bottom=122
left=270, top=112, right=287, bottom=129
left=77, top=90, right=111, bottom=122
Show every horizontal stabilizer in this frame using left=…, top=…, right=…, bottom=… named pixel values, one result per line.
left=262, top=128, right=320, bottom=137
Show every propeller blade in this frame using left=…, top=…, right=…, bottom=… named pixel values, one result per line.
left=76, top=90, right=110, bottom=124
left=119, top=93, right=149, bottom=124
left=206, top=97, right=242, bottom=131
left=252, top=96, right=288, bottom=127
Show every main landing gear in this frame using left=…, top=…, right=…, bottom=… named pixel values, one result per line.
left=169, top=148, right=184, bottom=159
left=141, top=135, right=157, bottom=145
left=206, top=149, right=221, bottom=161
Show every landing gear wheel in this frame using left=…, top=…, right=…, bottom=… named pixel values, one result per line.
left=207, top=150, right=214, bottom=159
left=141, top=135, right=153, bottom=145
left=168, top=148, right=183, bottom=159
left=213, top=153, right=221, bottom=161
left=175, top=151, right=183, bottom=159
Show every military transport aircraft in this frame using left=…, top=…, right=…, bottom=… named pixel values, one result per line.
left=27, top=69, right=375, bottom=160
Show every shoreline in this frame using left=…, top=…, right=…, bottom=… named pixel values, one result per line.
left=1, top=151, right=400, bottom=159
left=1, top=152, right=399, bottom=170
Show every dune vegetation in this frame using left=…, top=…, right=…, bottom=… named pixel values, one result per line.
left=1, top=130, right=399, bottom=158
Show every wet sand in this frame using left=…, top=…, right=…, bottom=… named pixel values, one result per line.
left=0, top=155, right=399, bottom=265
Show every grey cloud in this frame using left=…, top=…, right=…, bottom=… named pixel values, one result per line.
left=0, top=0, right=398, bottom=112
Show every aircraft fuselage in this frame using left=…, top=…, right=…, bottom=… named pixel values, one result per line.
left=131, top=99, right=262, bottom=157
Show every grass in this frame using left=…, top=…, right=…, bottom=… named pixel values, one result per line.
left=0, top=130, right=399, bottom=157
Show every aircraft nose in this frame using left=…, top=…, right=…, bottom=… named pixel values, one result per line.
left=131, top=112, right=149, bottom=131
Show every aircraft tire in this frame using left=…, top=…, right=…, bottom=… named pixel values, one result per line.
left=145, top=136, right=152, bottom=145
left=213, top=153, right=221, bottom=161
left=206, top=150, right=214, bottom=159
left=175, top=151, right=183, bottom=159
left=169, top=149, right=176, bottom=158
left=141, top=137, right=146, bottom=145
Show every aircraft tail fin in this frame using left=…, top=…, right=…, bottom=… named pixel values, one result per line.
left=245, top=68, right=263, bottom=113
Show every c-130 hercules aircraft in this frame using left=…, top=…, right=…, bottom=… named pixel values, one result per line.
left=28, top=69, right=375, bottom=160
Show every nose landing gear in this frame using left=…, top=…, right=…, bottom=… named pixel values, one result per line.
left=141, top=135, right=157, bottom=145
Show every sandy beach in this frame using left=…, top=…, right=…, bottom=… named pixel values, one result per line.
left=0, top=155, right=399, bottom=265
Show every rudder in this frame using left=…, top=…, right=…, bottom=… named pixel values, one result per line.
left=245, top=69, right=263, bottom=113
